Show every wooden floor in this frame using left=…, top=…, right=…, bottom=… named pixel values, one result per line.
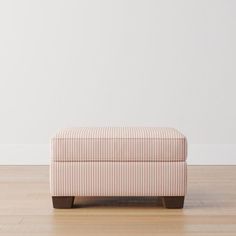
left=0, top=166, right=236, bottom=236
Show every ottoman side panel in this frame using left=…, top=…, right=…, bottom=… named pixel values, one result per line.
left=50, top=162, right=187, bottom=197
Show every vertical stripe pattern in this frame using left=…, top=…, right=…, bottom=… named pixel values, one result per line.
left=52, top=127, right=187, bottom=162
left=50, top=127, right=188, bottom=197
left=50, top=162, right=187, bottom=196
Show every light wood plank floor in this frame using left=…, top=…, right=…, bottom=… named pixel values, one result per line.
left=0, top=166, right=236, bottom=236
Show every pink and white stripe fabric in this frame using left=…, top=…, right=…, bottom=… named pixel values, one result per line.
left=50, top=127, right=187, bottom=197
left=52, top=127, right=187, bottom=162
left=50, top=162, right=187, bottom=196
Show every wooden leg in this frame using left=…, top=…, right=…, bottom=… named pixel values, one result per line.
left=52, top=196, right=75, bottom=209
left=162, top=196, right=185, bottom=209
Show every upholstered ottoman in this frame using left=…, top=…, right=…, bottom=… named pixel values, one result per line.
left=50, top=127, right=187, bottom=209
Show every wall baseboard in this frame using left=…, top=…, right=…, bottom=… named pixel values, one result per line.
left=0, top=144, right=49, bottom=165
left=188, top=144, right=236, bottom=165
left=0, top=144, right=235, bottom=165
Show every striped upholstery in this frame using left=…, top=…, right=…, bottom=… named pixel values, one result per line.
left=50, top=162, right=187, bottom=196
left=52, top=127, right=187, bottom=162
left=50, top=127, right=187, bottom=197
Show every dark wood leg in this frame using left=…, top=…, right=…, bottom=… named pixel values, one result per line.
left=52, top=196, right=75, bottom=209
left=162, top=196, right=185, bottom=209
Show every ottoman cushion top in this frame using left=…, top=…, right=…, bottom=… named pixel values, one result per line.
left=51, top=127, right=187, bottom=162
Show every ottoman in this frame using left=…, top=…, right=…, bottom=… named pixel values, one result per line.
left=50, top=127, right=187, bottom=209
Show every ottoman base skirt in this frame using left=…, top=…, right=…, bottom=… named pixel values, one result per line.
left=50, top=161, right=187, bottom=209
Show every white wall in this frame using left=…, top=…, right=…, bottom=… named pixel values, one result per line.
left=0, top=0, right=236, bottom=165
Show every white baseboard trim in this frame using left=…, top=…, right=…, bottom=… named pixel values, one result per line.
left=0, top=144, right=49, bottom=165
left=0, top=144, right=236, bottom=165
left=188, top=144, right=236, bottom=165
